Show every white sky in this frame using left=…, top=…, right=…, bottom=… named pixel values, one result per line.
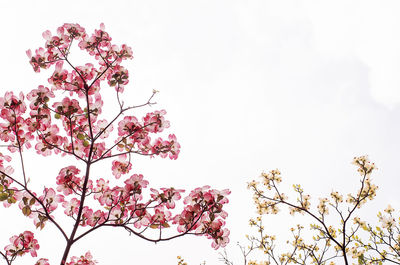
left=1, top=1, right=400, bottom=264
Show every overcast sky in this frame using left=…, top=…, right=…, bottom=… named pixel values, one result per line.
left=1, top=1, right=400, bottom=264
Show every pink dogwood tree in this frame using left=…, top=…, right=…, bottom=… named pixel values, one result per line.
left=0, top=23, right=230, bottom=265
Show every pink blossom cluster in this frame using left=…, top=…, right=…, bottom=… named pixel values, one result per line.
left=56, top=166, right=83, bottom=195
left=174, top=186, right=231, bottom=249
left=66, top=252, right=97, bottom=265
left=4, top=231, right=39, bottom=257
left=57, top=171, right=230, bottom=248
left=0, top=92, right=34, bottom=152
left=115, top=111, right=179, bottom=160
left=27, top=23, right=132, bottom=94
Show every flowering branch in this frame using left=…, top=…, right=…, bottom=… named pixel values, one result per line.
left=0, top=23, right=230, bottom=265
left=220, top=156, right=378, bottom=265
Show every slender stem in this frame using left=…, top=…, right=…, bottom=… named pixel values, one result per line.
left=0, top=251, right=11, bottom=265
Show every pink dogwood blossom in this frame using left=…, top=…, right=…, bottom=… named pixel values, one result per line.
left=35, top=258, right=50, bottom=265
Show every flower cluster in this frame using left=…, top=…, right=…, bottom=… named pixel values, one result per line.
left=67, top=251, right=97, bottom=265
left=28, top=23, right=131, bottom=73
left=56, top=166, right=82, bottom=195
left=260, top=169, right=281, bottom=190
left=330, top=191, right=343, bottom=204
left=4, top=231, right=39, bottom=258
left=352, top=155, right=376, bottom=176
left=173, top=186, right=230, bottom=249
left=317, top=197, right=329, bottom=215
left=115, top=111, right=179, bottom=160
left=346, top=156, right=378, bottom=207
left=0, top=92, right=34, bottom=152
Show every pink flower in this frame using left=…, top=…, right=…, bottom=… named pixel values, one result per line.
left=56, top=166, right=81, bottom=196
left=167, top=134, right=180, bottom=160
left=117, top=116, right=141, bottom=137
left=150, top=207, right=171, bottom=227
left=26, top=85, right=55, bottom=111
left=87, top=210, right=106, bottom=227
left=183, top=186, right=211, bottom=205
left=35, top=258, right=50, bottom=265
left=0, top=151, right=12, bottom=169
left=62, top=198, right=80, bottom=216
left=106, top=65, right=129, bottom=92
left=111, top=155, right=132, bottom=179
left=210, top=227, right=230, bottom=249
left=52, top=97, right=82, bottom=117
left=110, top=205, right=127, bottom=223
left=35, top=125, right=69, bottom=156
left=28, top=108, right=52, bottom=132
left=124, top=174, right=149, bottom=193
left=93, top=178, right=109, bottom=201
left=95, top=187, right=122, bottom=207
left=94, top=119, right=113, bottom=139
left=48, top=61, right=68, bottom=90
left=76, top=63, right=97, bottom=83
left=151, top=187, right=185, bottom=209
left=91, top=142, right=106, bottom=160
left=143, top=110, right=170, bottom=133
left=172, top=204, right=202, bottom=233
left=131, top=206, right=151, bottom=229
left=26, top=47, right=53, bottom=72
left=150, top=138, right=168, bottom=158
left=149, top=134, right=180, bottom=159
left=0, top=91, right=27, bottom=117
left=39, top=187, right=64, bottom=212
left=60, top=23, right=86, bottom=40
left=80, top=206, right=94, bottom=227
